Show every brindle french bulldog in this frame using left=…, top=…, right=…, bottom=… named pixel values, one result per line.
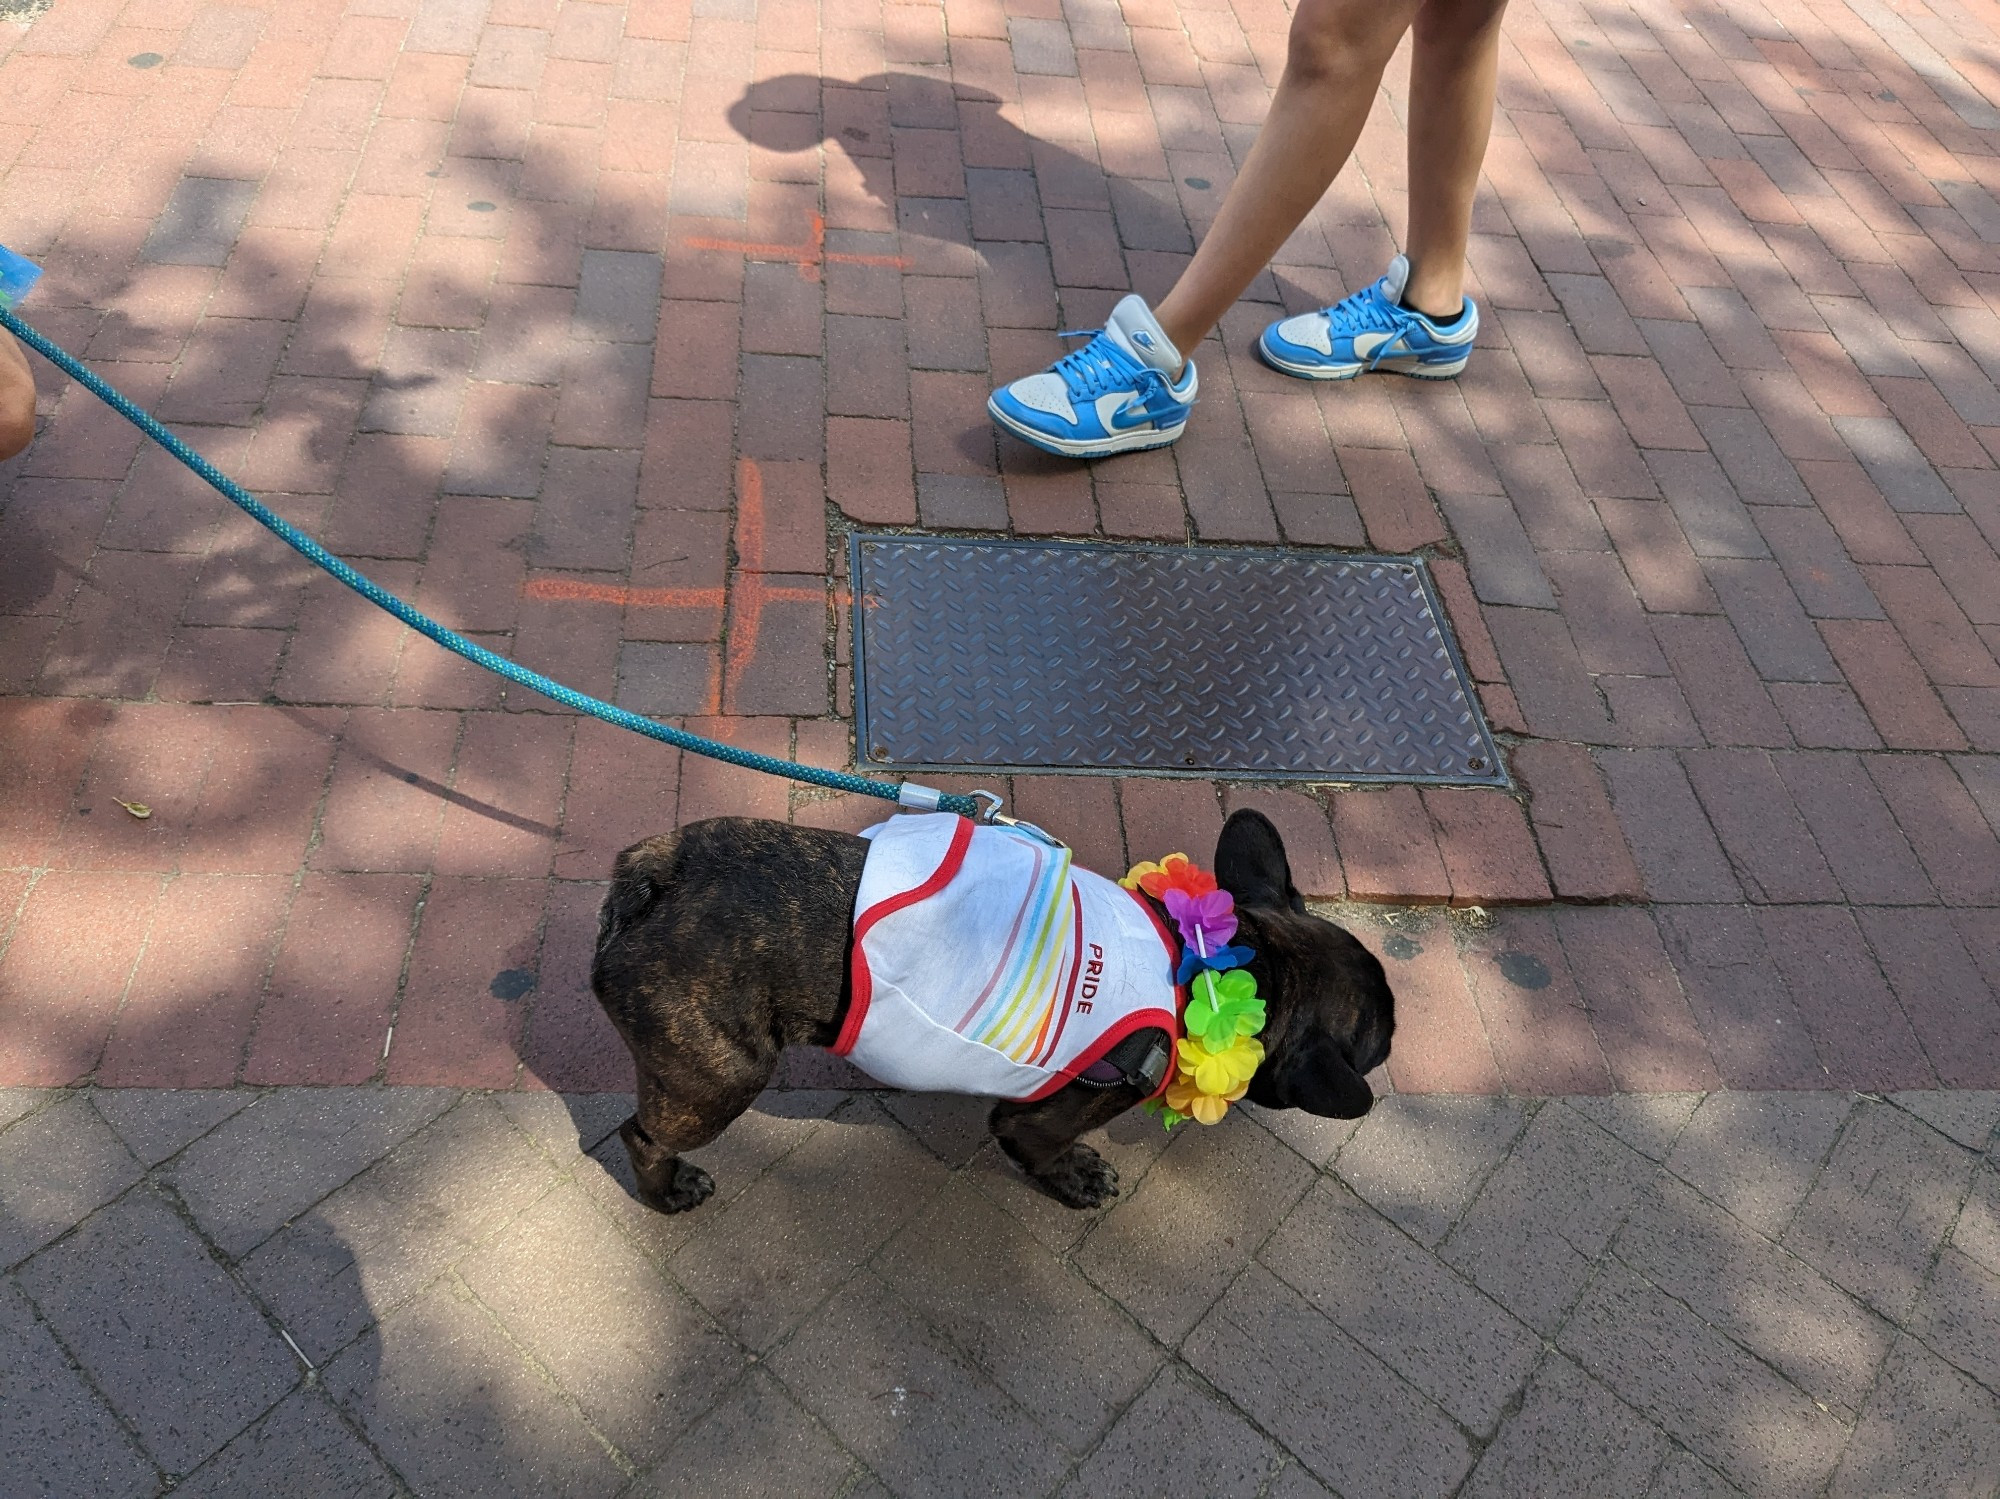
left=590, top=808, right=1395, bottom=1214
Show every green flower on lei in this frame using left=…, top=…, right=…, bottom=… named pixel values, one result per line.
left=1179, top=968, right=1266, bottom=1046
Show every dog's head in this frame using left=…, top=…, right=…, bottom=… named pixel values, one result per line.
left=1206, top=809, right=1395, bottom=1119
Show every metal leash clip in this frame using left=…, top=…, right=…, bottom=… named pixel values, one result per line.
left=969, top=790, right=1067, bottom=849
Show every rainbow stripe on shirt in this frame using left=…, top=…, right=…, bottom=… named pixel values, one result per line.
left=951, top=841, right=1080, bottom=1064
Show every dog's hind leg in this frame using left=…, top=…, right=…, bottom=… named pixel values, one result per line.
left=620, top=1061, right=768, bottom=1214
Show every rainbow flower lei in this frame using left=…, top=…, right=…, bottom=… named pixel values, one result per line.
left=1120, top=854, right=1266, bottom=1127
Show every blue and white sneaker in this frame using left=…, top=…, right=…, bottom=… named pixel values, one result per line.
left=1258, top=255, right=1478, bottom=381
left=988, top=295, right=1197, bottom=458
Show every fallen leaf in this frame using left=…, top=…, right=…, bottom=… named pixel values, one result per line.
left=115, top=799, right=152, bottom=820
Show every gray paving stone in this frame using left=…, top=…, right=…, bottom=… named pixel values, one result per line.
left=0, top=1278, right=157, bottom=1499
left=630, top=1370, right=858, bottom=1498
left=1559, top=1261, right=1849, bottom=1498
left=166, top=1086, right=456, bottom=1257
left=1239, top=1097, right=1367, bottom=1167
left=1078, top=1111, right=1314, bottom=1344
left=1054, top=1365, right=1283, bottom=1499
left=0, top=1086, right=49, bottom=1131
left=0, top=1090, right=142, bottom=1268
left=241, top=1096, right=557, bottom=1362
left=880, top=1090, right=994, bottom=1166
left=1563, top=1092, right=1702, bottom=1161
left=672, top=1095, right=951, bottom=1350
left=1892, top=1090, right=2000, bottom=1153
left=1262, top=1178, right=1541, bottom=1432
left=173, top=1388, right=397, bottom=1499
left=877, top=1181, right=1161, bottom=1453
left=1784, top=1100, right=1977, bottom=1321
left=1265, top=1461, right=1340, bottom=1498
left=1441, top=1102, right=1657, bottom=1333
left=459, top=1181, right=742, bottom=1467
left=769, top=1269, right=1071, bottom=1499
left=1616, top=1175, right=1893, bottom=1418
left=17, top=1189, right=297, bottom=1473
left=1184, top=1263, right=1474, bottom=1499
left=1831, top=1336, right=2000, bottom=1498
left=324, top=1276, right=626, bottom=1499
left=1667, top=1090, right=1853, bottom=1238
left=579, top=1091, right=840, bottom=1262
left=1955, top=1165, right=2000, bottom=1275
left=1460, top=1353, right=1670, bottom=1499
left=1645, top=1450, right=1746, bottom=1497
left=91, top=1087, right=255, bottom=1167
left=1333, top=1094, right=1532, bottom=1245
left=966, top=1102, right=1180, bottom=1254
left=496, top=1090, right=633, bottom=1163
left=1910, top=1246, right=2000, bottom=1393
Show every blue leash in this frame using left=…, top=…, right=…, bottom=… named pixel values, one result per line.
left=0, top=305, right=983, bottom=821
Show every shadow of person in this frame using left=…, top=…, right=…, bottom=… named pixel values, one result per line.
left=724, top=70, right=1204, bottom=312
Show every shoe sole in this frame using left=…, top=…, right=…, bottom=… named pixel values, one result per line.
left=1257, top=338, right=1472, bottom=382
left=987, top=397, right=1189, bottom=458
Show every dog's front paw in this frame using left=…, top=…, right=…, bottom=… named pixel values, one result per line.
left=641, top=1158, right=715, bottom=1215
left=1035, top=1143, right=1120, bottom=1210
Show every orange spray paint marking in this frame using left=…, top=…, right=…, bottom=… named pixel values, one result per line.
left=719, top=457, right=767, bottom=714
left=524, top=578, right=725, bottom=609
left=522, top=578, right=850, bottom=609
left=683, top=213, right=911, bottom=283
left=522, top=460, right=866, bottom=718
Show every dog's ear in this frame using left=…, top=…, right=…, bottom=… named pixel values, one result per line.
left=1214, top=809, right=1304, bottom=913
left=1264, top=1028, right=1375, bottom=1118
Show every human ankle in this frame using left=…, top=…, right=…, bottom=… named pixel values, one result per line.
left=1399, top=291, right=1467, bottom=326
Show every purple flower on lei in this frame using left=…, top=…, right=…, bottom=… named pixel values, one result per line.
left=1163, top=887, right=1237, bottom=952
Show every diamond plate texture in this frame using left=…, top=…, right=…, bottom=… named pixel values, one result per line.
left=852, top=537, right=1506, bottom=786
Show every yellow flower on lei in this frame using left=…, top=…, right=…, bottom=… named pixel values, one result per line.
left=1119, top=855, right=1185, bottom=892
left=1180, top=1032, right=1263, bottom=1094
left=1163, top=1076, right=1237, bottom=1125
left=1162, top=1032, right=1264, bottom=1124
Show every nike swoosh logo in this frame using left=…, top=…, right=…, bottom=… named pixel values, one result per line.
left=1109, top=402, right=1154, bottom=431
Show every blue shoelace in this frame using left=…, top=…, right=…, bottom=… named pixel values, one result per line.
left=1051, top=329, right=1158, bottom=401
left=1323, top=278, right=1403, bottom=340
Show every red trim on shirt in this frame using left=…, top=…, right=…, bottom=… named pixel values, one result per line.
left=1018, top=1006, right=1181, bottom=1102
left=1125, top=884, right=1187, bottom=1101
left=832, top=816, right=975, bottom=1056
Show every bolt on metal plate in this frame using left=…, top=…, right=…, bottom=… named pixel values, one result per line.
left=851, top=536, right=1508, bottom=787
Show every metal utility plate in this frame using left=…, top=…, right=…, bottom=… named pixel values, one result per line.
left=851, top=536, right=1507, bottom=786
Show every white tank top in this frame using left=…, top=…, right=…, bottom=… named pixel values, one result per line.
left=832, top=814, right=1181, bottom=1101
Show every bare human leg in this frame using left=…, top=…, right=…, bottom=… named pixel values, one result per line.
left=983, top=0, right=1509, bottom=457
left=1402, top=0, right=1512, bottom=318
left=1151, top=0, right=1510, bottom=355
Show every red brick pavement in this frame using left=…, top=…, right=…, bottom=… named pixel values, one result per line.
left=3, top=0, right=2000, bottom=1092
